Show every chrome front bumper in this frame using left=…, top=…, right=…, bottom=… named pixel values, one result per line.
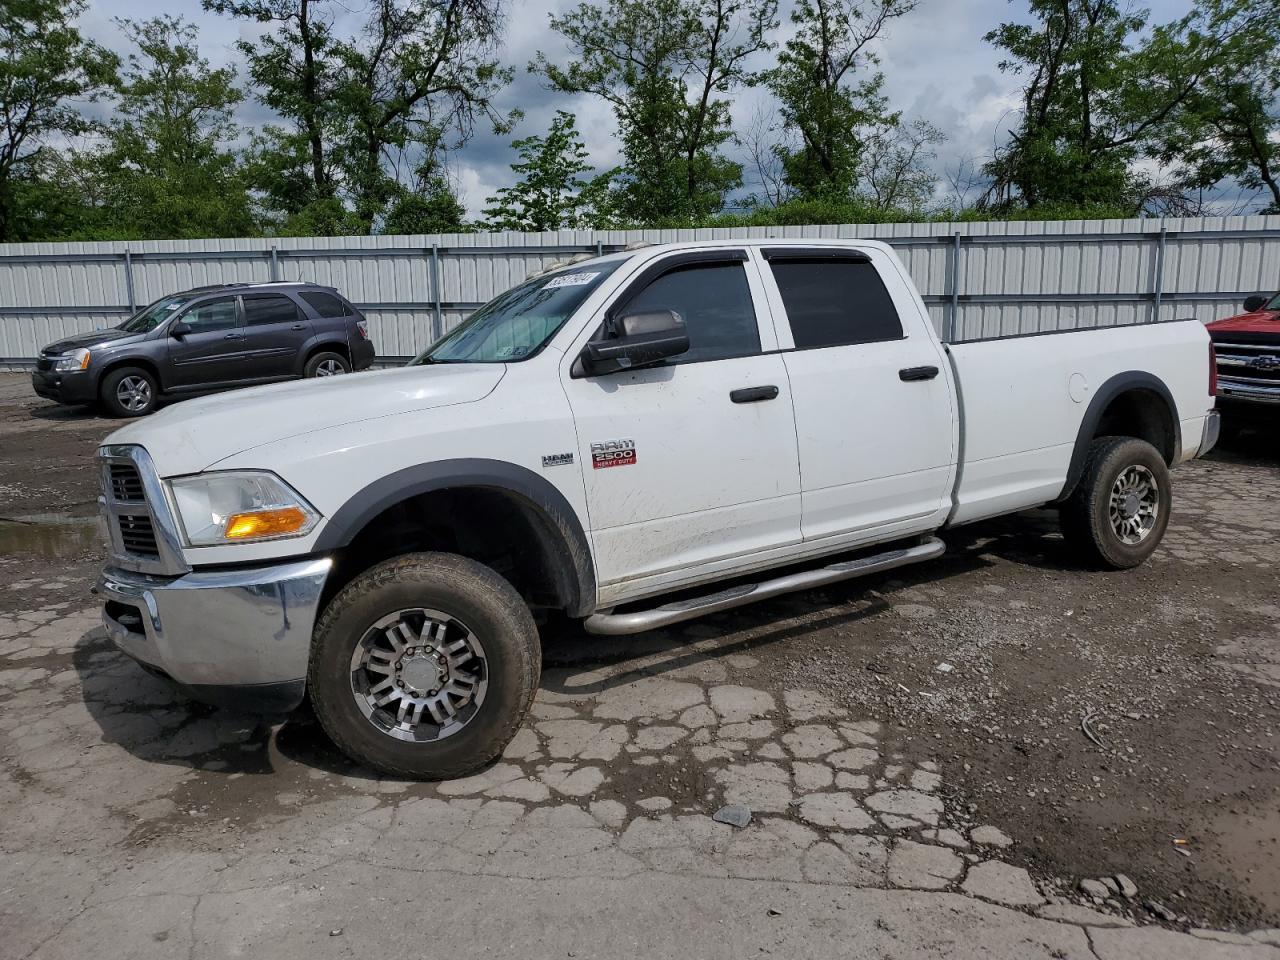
left=98, top=556, right=332, bottom=713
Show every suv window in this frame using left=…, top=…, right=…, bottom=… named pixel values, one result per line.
left=301, top=291, right=351, bottom=318
left=620, top=261, right=760, bottom=365
left=769, top=258, right=903, bottom=349
left=182, top=298, right=237, bottom=333
left=243, top=294, right=301, bottom=327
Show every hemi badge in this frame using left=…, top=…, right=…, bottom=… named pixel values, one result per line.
left=591, top=439, right=636, bottom=469
left=542, top=452, right=574, bottom=468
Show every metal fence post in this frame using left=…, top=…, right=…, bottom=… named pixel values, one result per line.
left=269, top=245, right=280, bottom=281
left=946, top=231, right=962, bottom=343
left=1152, top=227, right=1167, bottom=323
left=123, top=248, right=136, bottom=313
left=429, top=244, right=443, bottom=340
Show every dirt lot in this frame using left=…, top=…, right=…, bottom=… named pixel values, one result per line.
left=2, top=372, right=1279, bottom=955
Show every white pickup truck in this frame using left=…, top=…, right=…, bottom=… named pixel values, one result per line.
left=96, top=239, right=1219, bottom=778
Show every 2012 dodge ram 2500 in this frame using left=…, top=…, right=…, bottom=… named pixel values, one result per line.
left=96, top=239, right=1220, bottom=778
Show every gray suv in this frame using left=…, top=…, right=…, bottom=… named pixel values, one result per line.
left=31, top=281, right=377, bottom=417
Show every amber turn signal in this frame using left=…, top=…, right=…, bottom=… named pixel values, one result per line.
left=223, top=506, right=310, bottom=540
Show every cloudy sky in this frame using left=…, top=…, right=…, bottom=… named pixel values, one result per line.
left=82, top=0, right=1198, bottom=217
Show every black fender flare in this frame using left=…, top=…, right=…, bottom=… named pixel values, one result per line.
left=1055, top=370, right=1181, bottom=502
left=312, top=458, right=596, bottom=617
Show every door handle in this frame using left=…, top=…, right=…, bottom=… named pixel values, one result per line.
left=899, top=366, right=939, bottom=382
left=223, top=332, right=244, bottom=340
left=290, top=323, right=306, bottom=330
left=730, top=385, right=780, bottom=403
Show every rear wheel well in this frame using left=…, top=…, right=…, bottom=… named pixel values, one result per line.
left=305, top=342, right=350, bottom=368
left=1093, top=388, right=1177, bottom=464
left=320, top=487, right=576, bottom=618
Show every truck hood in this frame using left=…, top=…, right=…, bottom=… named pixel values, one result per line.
left=1207, top=309, right=1280, bottom=338
left=43, top=327, right=146, bottom=354
left=105, top=364, right=506, bottom=477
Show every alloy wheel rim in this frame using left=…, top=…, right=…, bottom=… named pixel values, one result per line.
left=117, top=376, right=152, bottom=412
left=349, top=608, right=488, bottom=743
left=1108, top=464, right=1159, bottom=545
left=316, top=359, right=345, bottom=376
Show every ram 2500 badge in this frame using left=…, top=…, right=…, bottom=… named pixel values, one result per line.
left=95, top=239, right=1219, bottom=778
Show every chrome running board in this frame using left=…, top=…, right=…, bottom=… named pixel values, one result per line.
left=584, top=537, right=946, bottom=636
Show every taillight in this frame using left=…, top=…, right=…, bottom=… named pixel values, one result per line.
left=356, top=318, right=369, bottom=341
left=1208, top=341, right=1217, bottom=397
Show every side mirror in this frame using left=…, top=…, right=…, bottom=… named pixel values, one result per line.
left=170, top=321, right=191, bottom=339
left=1243, top=294, right=1271, bottom=313
left=581, top=308, right=690, bottom=375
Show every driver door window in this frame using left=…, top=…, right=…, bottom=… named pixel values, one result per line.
left=610, top=262, right=761, bottom=365
left=182, top=298, right=238, bottom=333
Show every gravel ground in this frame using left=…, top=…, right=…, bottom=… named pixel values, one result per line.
left=2, top=372, right=1279, bottom=955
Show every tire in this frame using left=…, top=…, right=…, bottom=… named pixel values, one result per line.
left=308, top=552, right=540, bottom=779
left=304, top=351, right=350, bottom=378
left=100, top=366, right=158, bottom=417
left=1059, top=436, right=1171, bottom=570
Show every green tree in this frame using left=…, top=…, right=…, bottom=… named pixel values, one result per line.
left=92, top=16, right=254, bottom=239
left=534, top=0, right=777, bottom=224
left=1157, top=0, right=1280, bottom=213
left=762, top=0, right=917, bottom=203
left=0, top=0, right=116, bottom=240
left=981, top=0, right=1257, bottom=214
left=203, top=0, right=341, bottom=216
left=482, top=111, right=595, bottom=231
left=213, top=0, right=516, bottom=233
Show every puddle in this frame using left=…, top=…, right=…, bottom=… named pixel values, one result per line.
left=0, top=514, right=105, bottom=560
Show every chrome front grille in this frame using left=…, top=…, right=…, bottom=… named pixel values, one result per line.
left=98, top=445, right=188, bottom=575
left=108, top=463, right=146, bottom=502
left=1215, top=342, right=1280, bottom=385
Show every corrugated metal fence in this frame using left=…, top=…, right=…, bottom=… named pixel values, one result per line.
left=1, top=215, right=1277, bottom=367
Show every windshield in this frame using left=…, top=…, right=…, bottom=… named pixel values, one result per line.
left=118, top=295, right=192, bottom=333
left=414, top=259, right=624, bottom=364
left=1267, top=292, right=1280, bottom=311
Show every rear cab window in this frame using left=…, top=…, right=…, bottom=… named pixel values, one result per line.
left=764, top=249, right=904, bottom=349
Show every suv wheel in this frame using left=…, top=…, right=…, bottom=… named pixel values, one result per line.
left=1059, top=436, right=1171, bottom=569
left=305, top=352, right=350, bottom=377
left=308, top=552, right=540, bottom=779
left=101, top=366, right=158, bottom=417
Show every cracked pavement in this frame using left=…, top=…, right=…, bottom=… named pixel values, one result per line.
left=3, top=373, right=1280, bottom=957
left=2, top=602, right=1278, bottom=959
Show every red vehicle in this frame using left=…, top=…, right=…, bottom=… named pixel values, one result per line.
left=1208, top=292, right=1280, bottom=437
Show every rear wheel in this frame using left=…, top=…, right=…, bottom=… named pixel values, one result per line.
left=305, top=351, right=349, bottom=377
left=1059, top=436, right=1171, bottom=569
left=308, top=552, right=540, bottom=779
left=100, top=366, right=157, bottom=417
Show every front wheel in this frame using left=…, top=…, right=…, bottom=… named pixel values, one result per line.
left=1059, top=436, right=1171, bottom=569
left=100, top=366, right=158, bottom=417
left=308, top=552, right=540, bottom=779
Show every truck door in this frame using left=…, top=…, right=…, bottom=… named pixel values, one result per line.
left=757, top=247, right=955, bottom=543
left=561, top=249, right=803, bottom=597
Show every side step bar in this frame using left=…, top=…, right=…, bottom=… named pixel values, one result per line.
left=584, top=536, right=946, bottom=636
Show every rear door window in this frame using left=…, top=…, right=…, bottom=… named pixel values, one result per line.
left=243, top=294, right=302, bottom=327
left=768, top=256, right=903, bottom=349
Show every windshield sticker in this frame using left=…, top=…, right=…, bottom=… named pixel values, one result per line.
left=544, top=271, right=600, bottom=290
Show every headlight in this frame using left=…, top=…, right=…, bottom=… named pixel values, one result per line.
left=52, top=348, right=90, bottom=372
left=167, top=471, right=320, bottom=547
